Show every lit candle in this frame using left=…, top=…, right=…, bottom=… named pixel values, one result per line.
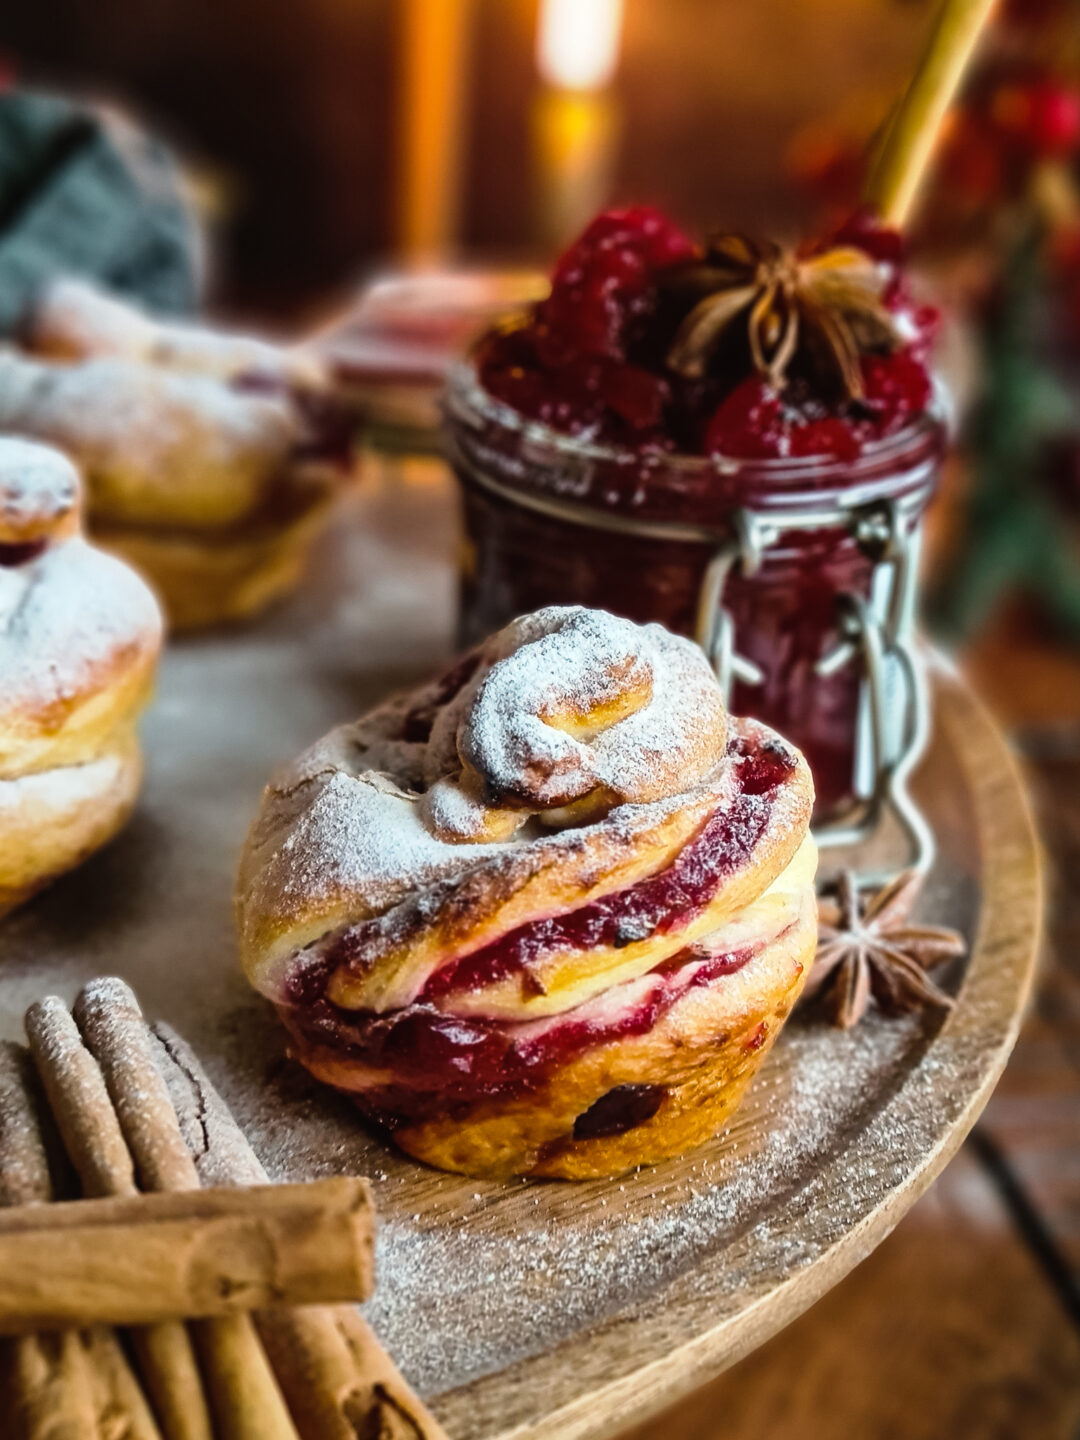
left=534, top=0, right=625, bottom=247
left=537, top=0, right=624, bottom=92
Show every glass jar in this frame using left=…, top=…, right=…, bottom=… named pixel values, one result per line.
left=445, top=360, right=946, bottom=827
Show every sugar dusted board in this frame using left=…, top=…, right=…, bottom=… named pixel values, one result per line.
left=0, top=475, right=1041, bottom=1440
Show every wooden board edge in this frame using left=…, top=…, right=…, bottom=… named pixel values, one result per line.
left=430, top=675, right=1043, bottom=1440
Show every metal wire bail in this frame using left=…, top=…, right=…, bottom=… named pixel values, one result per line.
left=695, top=508, right=769, bottom=704
left=449, top=418, right=938, bottom=882
left=695, top=495, right=936, bottom=883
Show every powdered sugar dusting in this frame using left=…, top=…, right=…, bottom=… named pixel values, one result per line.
left=421, top=772, right=523, bottom=845
left=0, top=436, right=78, bottom=538
left=30, top=277, right=323, bottom=389
left=274, top=770, right=507, bottom=919
left=460, top=606, right=728, bottom=808
left=0, top=538, right=161, bottom=730
left=0, top=350, right=302, bottom=528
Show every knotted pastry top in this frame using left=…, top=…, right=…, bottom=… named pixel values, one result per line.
left=420, top=607, right=729, bottom=841
left=0, top=437, right=163, bottom=779
left=237, top=607, right=814, bottom=1026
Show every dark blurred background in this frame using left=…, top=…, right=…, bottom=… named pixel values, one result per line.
left=0, top=0, right=946, bottom=315
left=7, top=0, right=1071, bottom=660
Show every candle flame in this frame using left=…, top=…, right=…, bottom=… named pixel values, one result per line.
left=537, top=0, right=624, bottom=92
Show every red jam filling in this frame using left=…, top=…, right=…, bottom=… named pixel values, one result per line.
left=279, top=737, right=795, bottom=1121
left=283, top=937, right=759, bottom=1123
left=420, top=739, right=793, bottom=1004
left=477, top=205, right=937, bottom=461
left=286, top=734, right=793, bottom=1012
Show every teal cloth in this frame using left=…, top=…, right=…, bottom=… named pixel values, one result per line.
left=0, top=89, right=202, bottom=332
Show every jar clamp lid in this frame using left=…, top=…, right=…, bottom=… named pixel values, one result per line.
left=447, top=406, right=937, bottom=887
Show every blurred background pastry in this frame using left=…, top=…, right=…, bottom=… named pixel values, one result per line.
left=0, top=435, right=162, bottom=917
left=2, top=280, right=357, bottom=631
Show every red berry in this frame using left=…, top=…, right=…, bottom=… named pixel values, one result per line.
left=705, top=378, right=787, bottom=458
left=993, top=78, right=1080, bottom=158
left=826, top=208, right=906, bottom=268
left=860, top=351, right=932, bottom=432
left=543, top=206, right=697, bottom=361
left=789, top=417, right=861, bottom=462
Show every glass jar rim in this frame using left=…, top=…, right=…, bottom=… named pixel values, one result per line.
left=444, top=356, right=946, bottom=487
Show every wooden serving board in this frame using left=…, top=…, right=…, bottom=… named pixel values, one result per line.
left=0, top=474, right=1041, bottom=1440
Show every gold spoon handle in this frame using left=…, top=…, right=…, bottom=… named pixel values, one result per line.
left=864, top=0, right=998, bottom=230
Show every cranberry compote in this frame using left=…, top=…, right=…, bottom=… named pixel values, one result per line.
left=283, top=939, right=758, bottom=1120
left=420, top=745, right=784, bottom=1003
left=447, top=368, right=943, bottom=817
left=446, top=206, right=945, bottom=819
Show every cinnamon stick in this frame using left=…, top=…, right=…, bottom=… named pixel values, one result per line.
left=83, top=1329, right=163, bottom=1440
left=25, top=998, right=213, bottom=1440
left=0, top=1177, right=375, bottom=1332
left=71, top=979, right=300, bottom=1440
left=0, top=1041, right=160, bottom=1440
left=0, top=1039, right=98, bottom=1440
left=0, top=1042, right=54, bottom=1207
left=149, top=1019, right=450, bottom=1440
left=2, top=1327, right=164, bottom=1440
left=2, top=1329, right=100, bottom=1440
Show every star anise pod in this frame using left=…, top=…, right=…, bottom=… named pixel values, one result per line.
left=804, top=869, right=966, bottom=1030
left=664, top=234, right=904, bottom=400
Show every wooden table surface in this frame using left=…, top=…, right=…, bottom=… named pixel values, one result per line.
left=622, top=619, right=1080, bottom=1440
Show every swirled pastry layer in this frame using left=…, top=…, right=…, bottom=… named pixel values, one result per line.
left=9, top=281, right=354, bottom=629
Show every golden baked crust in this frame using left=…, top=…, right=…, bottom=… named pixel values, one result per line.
left=0, top=438, right=162, bottom=918
left=0, top=733, right=143, bottom=916
left=93, top=481, right=338, bottom=631
left=6, top=282, right=352, bottom=630
left=238, top=606, right=818, bottom=1179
